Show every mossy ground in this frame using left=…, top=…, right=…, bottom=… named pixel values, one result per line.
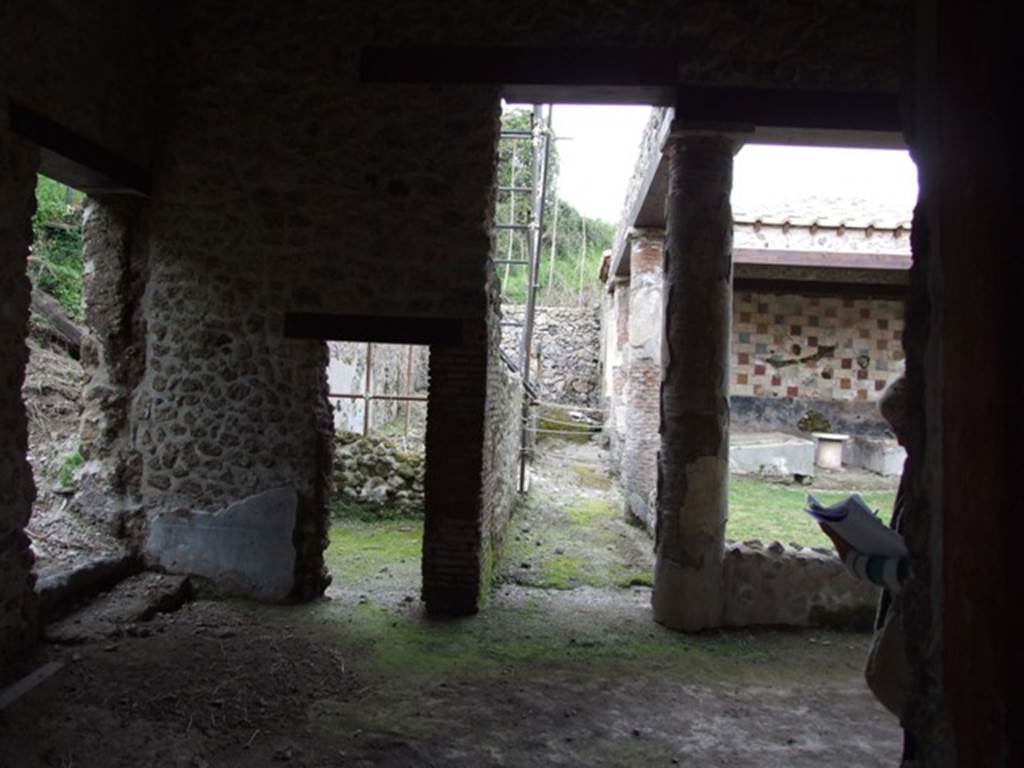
left=498, top=483, right=654, bottom=590
left=311, top=587, right=872, bottom=689
left=326, top=519, right=423, bottom=590
left=320, top=439, right=896, bottom=691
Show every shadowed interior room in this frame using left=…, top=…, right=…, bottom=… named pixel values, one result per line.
left=0, top=1, right=1017, bottom=766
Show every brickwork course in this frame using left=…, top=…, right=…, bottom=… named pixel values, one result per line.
left=622, top=236, right=663, bottom=531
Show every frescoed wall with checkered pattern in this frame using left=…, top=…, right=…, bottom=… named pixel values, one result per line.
left=730, top=291, right=904, bottom=402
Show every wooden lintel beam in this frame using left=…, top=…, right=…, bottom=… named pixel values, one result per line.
left=360, top=47, right=902, bottom=134
left=675, top=86, right=901, bottom=134
left=8, top=101, right=151, bottom=196
left=284, top=313, right=465, bottom=346
left=360, top=46, right=678, bottom=89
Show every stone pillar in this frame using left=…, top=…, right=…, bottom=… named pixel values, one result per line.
left=422, top=318, right=489, bottom=616
left=608, top=277, right=630, bottom=471
left=623, top=233, right=663, bottom=531
left=75, top=199, right=147, bottom=538
left=652, top=132, right=737, bottom=632
left=0, top=119, right=40, bottom=672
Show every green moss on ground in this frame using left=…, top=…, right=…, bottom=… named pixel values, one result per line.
left=500, top=495, right=654, bottom=591
left=326, top=520, right=423, bottom=588
left=313, top=594, right=869, bottom=690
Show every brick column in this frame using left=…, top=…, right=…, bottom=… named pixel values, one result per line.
left=608, top=277, right=630, bottom=470
left=0, top=120, right=40, bottom=671
left=652, top=132, right=737, bottom=631
left=422, top=318, right=488, bottom=616
left=623, top=233, right=663, bottom=531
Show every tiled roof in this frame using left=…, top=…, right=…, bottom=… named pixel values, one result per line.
left=731, top=194, right=913, bottom=230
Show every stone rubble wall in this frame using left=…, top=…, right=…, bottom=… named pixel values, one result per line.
left=0, top=120, right=40, bottom=673
left=128, top=6, right=502, bottom=601
left=332, top=432, right=425, bottom=518
left=723, top=541, right=879, bottom=627
left=500, top=304, right=601, bottom=407
left=75, top=199, right=148, bottom=538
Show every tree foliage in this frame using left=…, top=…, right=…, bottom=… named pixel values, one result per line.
left=31, top=176, right=84, bottom=317
left=494, top=108, right=613, bottom=307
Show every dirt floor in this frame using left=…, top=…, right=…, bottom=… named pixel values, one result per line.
left=1, top=438, right=902, bottom=767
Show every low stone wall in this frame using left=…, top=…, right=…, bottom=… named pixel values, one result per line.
left=332, top=432, right=424, bottom=517
left=723, top=541, right=879, bottom=627
left=500, top=304, right=601, bottom=407
left=731, top=394, right=890, bottom=437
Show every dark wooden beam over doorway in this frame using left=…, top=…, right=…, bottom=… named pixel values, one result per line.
left=359, top=46, right=901, bottom=134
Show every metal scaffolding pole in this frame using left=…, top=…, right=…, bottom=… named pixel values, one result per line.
left=517, top=104, right=552, bottom=493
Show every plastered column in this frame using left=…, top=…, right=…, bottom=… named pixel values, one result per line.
left=652, top=133, right=736, bottom=631
left=623, top=234, right=663, bottom=531
left=608, top=277, right=630, bottom=471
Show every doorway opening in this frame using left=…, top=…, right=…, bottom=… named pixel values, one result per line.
left=22, top=175, right=123, bottom=578
left=325, top=341, right=430, bottom=601
left=724, top=144, right=918, bottom=553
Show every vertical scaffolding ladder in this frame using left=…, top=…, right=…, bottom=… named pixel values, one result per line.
left=492, top=104, right=553, bottom=492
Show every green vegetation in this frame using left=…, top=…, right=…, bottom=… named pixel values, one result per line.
left=495, top=108, right=614, bottom=307
left=57, top=448, right=84, bottom=489
left=728, top=476, right=897, bottom=549
left=797, top=410, right=832, bottom=433
left=32, top=176, right=85, bottom=317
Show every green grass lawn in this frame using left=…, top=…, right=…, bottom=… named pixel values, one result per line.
left=727, top=477, right=897, bottom=549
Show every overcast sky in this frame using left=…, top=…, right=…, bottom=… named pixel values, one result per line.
left=534, top=104, right=919, bottom=223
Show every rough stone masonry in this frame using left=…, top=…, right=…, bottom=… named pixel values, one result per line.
left=0, top=117, right=40, bottom=666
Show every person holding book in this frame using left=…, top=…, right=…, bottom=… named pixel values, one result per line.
left=818, top=374, right=915, bottom=764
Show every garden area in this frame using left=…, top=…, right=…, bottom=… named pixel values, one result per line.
left=325, top=428, right=899, bottom=594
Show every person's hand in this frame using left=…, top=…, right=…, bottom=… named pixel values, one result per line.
left=819, top=523, right=852, bottom=560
